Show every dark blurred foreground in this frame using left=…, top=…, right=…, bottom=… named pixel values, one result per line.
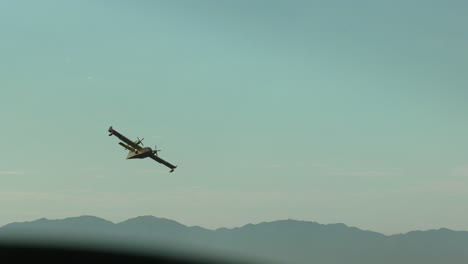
left=0, top=238, right=253, bottom=264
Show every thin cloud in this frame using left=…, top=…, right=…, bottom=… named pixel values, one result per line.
left=266, top=164, right=283, bottom=169
left=329, top=169, right=401, bottom=178
left=452, top=165, right=468, bottom=177
left=0, top=171, right=24, bottom=175
left=138, top=169, right=172, bottom=175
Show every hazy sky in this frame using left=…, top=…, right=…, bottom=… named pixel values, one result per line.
left=1, top=0, right=467, bottom=235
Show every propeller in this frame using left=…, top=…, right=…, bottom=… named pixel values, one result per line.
left=153, top=145, right=162, bottom=156
left=136, top=137, right=144, bottom=146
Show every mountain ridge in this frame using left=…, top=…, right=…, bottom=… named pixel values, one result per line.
left=3, top=215, right=466, bottom=236
left=2, top=215, right=467, bottom=264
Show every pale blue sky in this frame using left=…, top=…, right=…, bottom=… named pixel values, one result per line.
left=1, top=0, right=467, bottom=234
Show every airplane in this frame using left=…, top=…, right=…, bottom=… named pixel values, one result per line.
left=108, top=126, right=177, bottom=173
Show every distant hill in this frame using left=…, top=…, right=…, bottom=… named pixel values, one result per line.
left=1, top=216, right=468, bottom=264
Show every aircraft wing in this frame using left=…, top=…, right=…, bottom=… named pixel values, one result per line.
left=149, top=154, right=177, bottom=172
left=108, top=126, right=142, bottom=150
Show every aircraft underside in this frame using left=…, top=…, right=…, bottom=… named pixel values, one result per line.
left=126, top=148, right=152, bottom=159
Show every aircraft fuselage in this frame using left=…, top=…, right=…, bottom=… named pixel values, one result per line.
left=126, top=147, right=153, bottom=160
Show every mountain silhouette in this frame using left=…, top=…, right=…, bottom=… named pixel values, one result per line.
left=1, top=216, right=467, bottom=264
